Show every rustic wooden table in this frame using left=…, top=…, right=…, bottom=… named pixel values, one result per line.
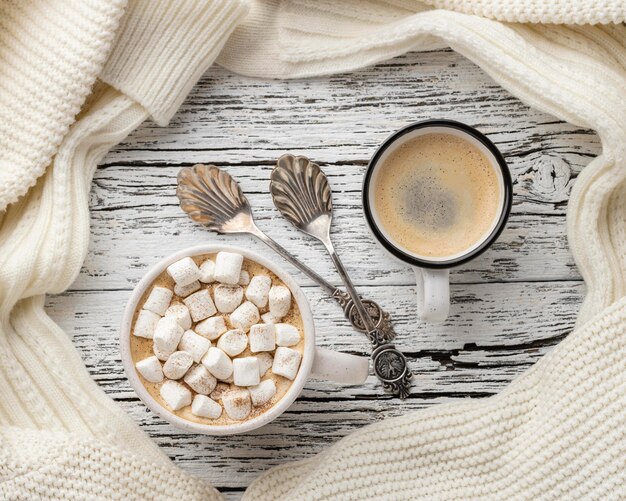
left=46, top=50, right=599, bottom=499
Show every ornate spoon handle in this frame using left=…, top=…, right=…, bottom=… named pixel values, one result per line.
left=327, top=245, right=412, bottom=399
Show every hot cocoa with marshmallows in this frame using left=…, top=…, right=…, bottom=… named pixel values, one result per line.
left=130, top=251, right=304, bottom=425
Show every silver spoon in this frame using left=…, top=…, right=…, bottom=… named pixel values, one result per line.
left=270, top=154, right=412, bottom=398
left=176, top=164, right=395, bottom=341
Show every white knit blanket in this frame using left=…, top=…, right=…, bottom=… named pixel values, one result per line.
left=1, top=1, right=625, bottom=499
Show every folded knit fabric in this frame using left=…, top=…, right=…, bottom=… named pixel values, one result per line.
left=1, top=0, right=625, bottom=500
left=0, top=0, right=126, bottom=212
left=0, top=1, right=247, bottom=499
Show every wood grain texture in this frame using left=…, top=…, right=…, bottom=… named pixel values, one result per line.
left=85, top=164, right=578, bottom=290
left=45, top=50, right=599, bottom=495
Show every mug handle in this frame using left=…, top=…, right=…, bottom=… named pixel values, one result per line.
left=414, top=268, right=449, bottom=323
left=311, top=347, right=369, bottom=385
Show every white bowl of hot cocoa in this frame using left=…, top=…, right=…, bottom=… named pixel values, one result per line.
left=120, top=244, right=369, bottom=435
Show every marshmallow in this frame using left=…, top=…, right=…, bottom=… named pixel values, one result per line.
left=269, top=285, right=292, bottom=318
left=245, top=275, right=271, bottom=308
left=202, top=347, right=233, bottom=380
left=191, top=394, right=222, bottom=419
left=222, top=390, right=251, bottom=420
left=153, top=316, right=184, bottom=358
left=133, top=309, right=160, bottom=339
left=183, top=289, right=216, bottom=322
left=210, top=382, right=230, bottom=401
left=275, top=323, right=301, bottom=347
left=164, top=304, right=192, bottom=330
left=178, top=329, right=211, bottom=363
left=160, top=380, right=192, bottom=411
left=153, top=343, right=171, bottom=361
left=135, top=356, right=163, bottom=383
left=162, top=351, right=193, bottom=380
left=261, top=311, right=282, bottom=325
left=230, top=301, right=260, bottom=331
left=198, top=259, right=216, bottom=283
left=167, top=257, right=201, bottom=287
left=214, top=284, right=243, bottom=313
left=195, top=316, right=227, bottom=340
left=272, top=347, right=301, bottom=380
left=238, top=270, right=250, bottom=286
left=249, top=323, right=276, bottom=352
left=249, top=379, right=277, bottom=407
left=233, top=357, right=261, bottom=387
left=143, top=287, right=173, bottom=316
left=214, top=252, right=244, bottom=285
left=184, top=364, right=217, bottom=395
left=256, top=352, right=273, bottom=377
left=174, top=280, right=200, bottom=298
left=216, top=329, right=248, bottom=357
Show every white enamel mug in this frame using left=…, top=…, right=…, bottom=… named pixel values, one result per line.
left=362, top=120, right=512, bottom=323
left=120, top=244, right=369, bottom=435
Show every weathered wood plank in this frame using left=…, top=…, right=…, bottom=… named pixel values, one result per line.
left=83, top=164, right=580, bottom=291
left=222, top=492, right=245, bottom=501
left=98, top=153, right=592, bottom=217
left=49, top=283, right=580, bottom=356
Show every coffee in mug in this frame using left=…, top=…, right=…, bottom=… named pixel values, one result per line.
left=373, top=132, right=502, bottom=260
left=363, top=120, right=512, bottom=323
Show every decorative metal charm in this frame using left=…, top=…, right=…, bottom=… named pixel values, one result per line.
left=271, top=154, right=410, bottom=398
left=372, top=343, right=412, bottom=399
left=333, top=291, right=395, bottom=342
left=176, top=164, right=397, bottom=340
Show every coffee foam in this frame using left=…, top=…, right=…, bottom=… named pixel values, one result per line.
left=373, top=132, right=501, bottom=259
left=130, top=254, right=304, bottom=426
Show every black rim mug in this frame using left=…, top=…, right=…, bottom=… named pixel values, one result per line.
left=362, top=119, right=512, bottom=323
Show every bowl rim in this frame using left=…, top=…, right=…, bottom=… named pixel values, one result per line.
left=119, top=243, right=315, bottom=435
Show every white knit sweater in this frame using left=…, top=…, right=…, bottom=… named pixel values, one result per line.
left=1, top=0, right=625, bottom=499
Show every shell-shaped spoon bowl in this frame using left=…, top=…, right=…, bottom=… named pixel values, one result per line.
left=177, top=164, right=256, bottom=234
left=270, top=154, right=333, bottom=241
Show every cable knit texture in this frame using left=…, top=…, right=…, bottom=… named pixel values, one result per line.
left=1, top=0, right=625, bottom=499
left=0, top=0, right=126, bottom=212
left=100, top=0, right=247, bottom=125
left=0, top=427, right=220, bottom=499
left=0, top=1, right=247, bottom=499
left=422, top=0, right=626, bottom=24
